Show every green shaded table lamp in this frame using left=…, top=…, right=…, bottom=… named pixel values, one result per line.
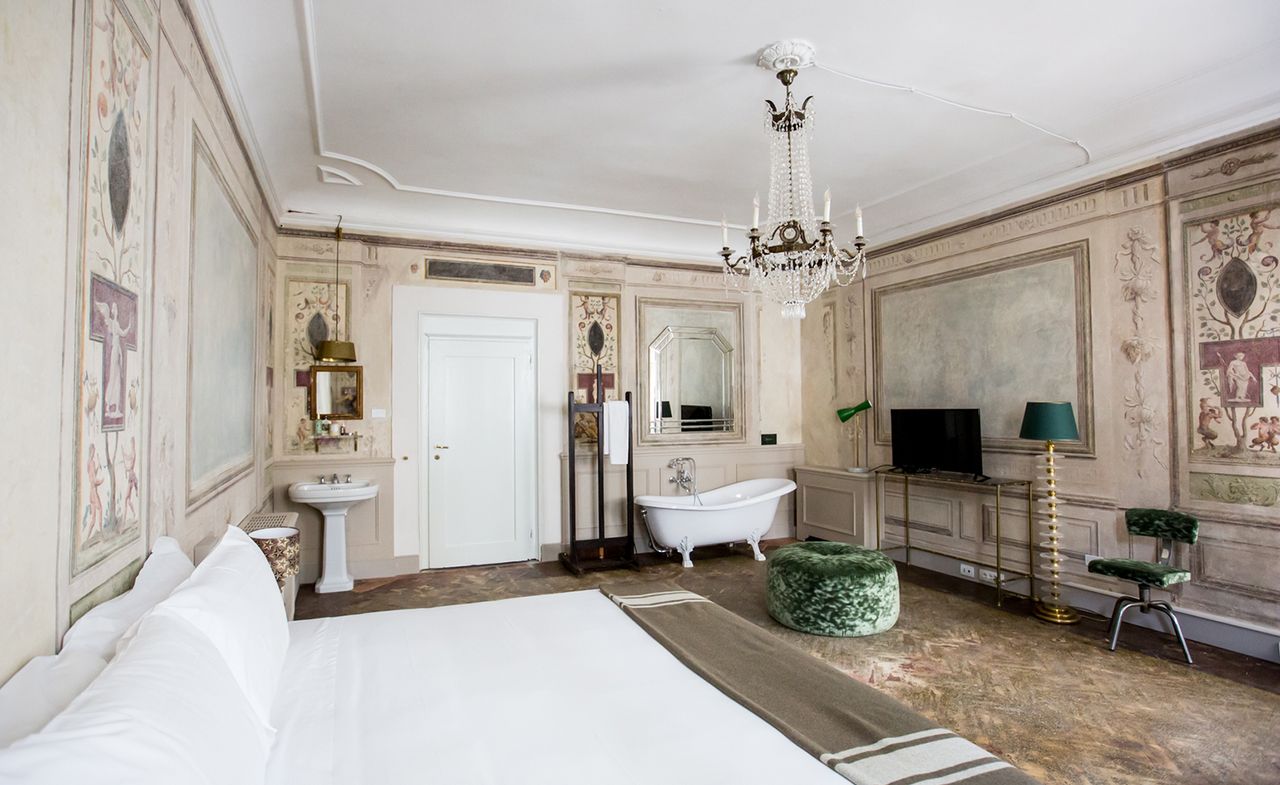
left=836, top=400, right=872, bottom=473
left=1019, top=401, right=1080, bottom=625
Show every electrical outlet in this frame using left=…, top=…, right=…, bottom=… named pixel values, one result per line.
left=979, top=569, right=997, bottom=583
left=959, top=563, right=976, bottom=578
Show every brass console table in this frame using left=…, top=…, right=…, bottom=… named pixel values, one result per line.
left=872, top=468, right=1036, bottom=607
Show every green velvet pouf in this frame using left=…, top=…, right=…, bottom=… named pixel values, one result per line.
left=766, top=541, right=899, bottom=637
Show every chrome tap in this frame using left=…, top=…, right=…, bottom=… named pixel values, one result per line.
left=667, top=457, right=698, bottom=500
left=318, top=475, right=329, bottom=484
left=330, top=473, right=341, bottom=484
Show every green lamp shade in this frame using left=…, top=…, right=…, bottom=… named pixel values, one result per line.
left=1019, top=401, right=1078, bottom=441
left=837, top=400, right=872, bottom=423
left=316, top=339, right=357, bottom=363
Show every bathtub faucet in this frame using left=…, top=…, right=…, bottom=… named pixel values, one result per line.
left=667, top=457, right=699, bottom=502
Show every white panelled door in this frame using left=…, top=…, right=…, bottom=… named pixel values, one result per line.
left=424, top=327, right=536, bottom=568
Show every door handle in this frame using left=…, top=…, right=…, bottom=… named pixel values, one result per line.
left=433, top=444, right=450, bottom=449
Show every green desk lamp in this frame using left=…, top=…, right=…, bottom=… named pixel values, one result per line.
left=836, top=400, right=872, bottom=472
left=1019, top=401, right=1080, bottom=625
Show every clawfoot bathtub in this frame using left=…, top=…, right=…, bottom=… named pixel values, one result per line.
left=637, top=478, right=796, bottom=568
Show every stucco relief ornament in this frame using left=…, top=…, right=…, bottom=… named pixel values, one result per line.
left=1189, top=151, right=1277, bottom=180
left=1115, top=227, right=1166, bottom=476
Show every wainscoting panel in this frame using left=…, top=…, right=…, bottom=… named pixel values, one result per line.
left=794, top=467, right=876, bottom=546
left=1183, top=516, right=1280, bottom=628
left=272, top=458, right=402, bottom=583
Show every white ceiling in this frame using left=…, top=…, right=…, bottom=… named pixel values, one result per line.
left=198, top=0, right=1280, bottom=260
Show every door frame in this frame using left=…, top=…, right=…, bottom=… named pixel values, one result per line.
left=391, top=285, right=567, bottom=573
left=417, top=314, right=540, bottom=569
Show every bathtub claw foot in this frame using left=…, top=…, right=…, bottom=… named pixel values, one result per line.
left=747, top=532, right=766, bottom=562
left=677, top=536, right=694, bottom=568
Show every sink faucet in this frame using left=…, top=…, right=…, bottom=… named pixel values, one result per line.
left=318, top=474, right=329, bottom=484
left=330, top=473, right=341, bottom=484
left=667, top=457, right=699, bottom=501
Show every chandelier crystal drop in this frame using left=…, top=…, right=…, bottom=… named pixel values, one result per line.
left=722, top=42, right=867, bottom=319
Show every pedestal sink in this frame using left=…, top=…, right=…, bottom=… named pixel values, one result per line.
left=288, top=479, right=379, bottom=593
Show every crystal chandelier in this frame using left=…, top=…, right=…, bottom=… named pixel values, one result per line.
left=722, top=41, right=867, bottom=319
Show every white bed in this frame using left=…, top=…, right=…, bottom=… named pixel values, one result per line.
left=268, top=590, right=846, bottom=785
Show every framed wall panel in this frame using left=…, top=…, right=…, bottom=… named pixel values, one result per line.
left=186, top=132, right=258, bottom=505
left=872, top=241, right=1094, bottom=455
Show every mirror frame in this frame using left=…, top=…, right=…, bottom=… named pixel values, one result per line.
left=308, top=364, right=364, bottom=420
left=637, top=297, right=744, bottom=445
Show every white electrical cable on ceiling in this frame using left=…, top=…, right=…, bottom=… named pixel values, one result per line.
left=815, top=63, right=1092, bottom=165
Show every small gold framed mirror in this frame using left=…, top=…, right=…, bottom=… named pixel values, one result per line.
left=309, top=365, right=363, bottom=420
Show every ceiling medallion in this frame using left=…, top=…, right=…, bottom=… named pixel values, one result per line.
left=722, top=40, right=867, bottom=319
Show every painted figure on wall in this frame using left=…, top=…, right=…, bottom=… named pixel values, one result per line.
left=571, top=293, right=620, bottom=440
left=1187, top=200, right=1280, bottom=466
left=72, top=0, right=151, bottom=575
left=84, top=444, right=105, bottom=540
left=89, top=275, right=138, bottom=430
left=1226, top=352, right=1256, bottom=401
left=1197, top=397, right=1222, bottom=449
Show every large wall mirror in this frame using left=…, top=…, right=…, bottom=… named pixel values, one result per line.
left=309, top=365, right=363, bottom=420
left=638, top=298, right=743, bottom=444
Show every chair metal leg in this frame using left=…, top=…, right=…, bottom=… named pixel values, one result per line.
left=1151, top=602, right=1194, bottom=665
left=1107, top=598, right=1141, bottom=652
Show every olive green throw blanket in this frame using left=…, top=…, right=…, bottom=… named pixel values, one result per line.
left=600, top=583, right=1040, bottom=785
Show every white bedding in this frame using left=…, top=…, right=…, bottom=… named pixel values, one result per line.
left=269, top=590, right=846, bottom=785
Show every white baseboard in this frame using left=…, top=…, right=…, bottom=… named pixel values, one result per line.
left=896, top=548, right=1280, bottom=664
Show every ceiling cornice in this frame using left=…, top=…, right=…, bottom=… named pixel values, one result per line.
left=276, top=213, right=720, bottom=265
left=295, top=0, right=739, bottom=233
left=868, top=119, right=1280, bottom=260
left=276, top=225, right=722, bottom=272
left=181, top=0, right=282, bottom=218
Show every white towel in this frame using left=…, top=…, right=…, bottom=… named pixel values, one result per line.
left=601, top=400, right=630, bottom=466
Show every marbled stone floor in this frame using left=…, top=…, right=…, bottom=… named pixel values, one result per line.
left=298, top=542, right=1280, bottom=785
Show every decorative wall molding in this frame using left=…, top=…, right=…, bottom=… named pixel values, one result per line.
left=625, top=265, right=729, bottom=290
left=1114, top=226, right=1167, bottom=477
left=871, top=241, right=1095, bottom=455
left=317, top=164, right=360, bottom=186
left=1189, top=151, right=1277, bottom=181
left=881, top=491, right=958, bottom=538
left=869, top=184, right=1161, bottom=275
left=180, top=0, right=281, bottom=215
left=1191, top=533, right=1280, bottom=603
left=293, top=0, right=729, bottom=233
left=1189, top=472, right=1280, bottom=508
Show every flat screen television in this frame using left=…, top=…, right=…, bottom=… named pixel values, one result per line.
left=890, top=408, right=985, bottom=479
left=680, top=404, right=714, bottom=432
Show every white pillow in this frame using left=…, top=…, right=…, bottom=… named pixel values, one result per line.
left=0, top=650, right=107, bottom=748
left=151, top=525, right=288, bottom=728
left=0, top=613, right=270, bottom=785
left=60, top=536, right=194, bottom=660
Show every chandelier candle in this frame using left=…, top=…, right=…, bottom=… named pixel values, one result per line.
left=722, top=40, right=868, bottom=319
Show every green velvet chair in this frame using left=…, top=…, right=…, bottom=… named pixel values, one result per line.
left=1087, top=508, right=1198, bottom=663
